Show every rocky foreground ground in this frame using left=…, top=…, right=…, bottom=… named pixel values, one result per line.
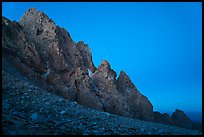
left=2, top=69, right=202, bottom=135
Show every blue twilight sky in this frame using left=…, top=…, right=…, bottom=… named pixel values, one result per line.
left=2, top=2, right=202, bottom=115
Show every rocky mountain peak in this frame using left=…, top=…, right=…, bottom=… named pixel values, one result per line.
left=96, top=60, right=117, bottom=79
left=28, top=7, right=38, bottom=12
left=171, top=109, right=194, bottom=129
left=19, top=8, right=56, bottom=38
left=97, top=60, right=110, bottom=73
left=175, top=109, right=184, bottom=113
left=2, top=7, right=201, bottom=133
left=75, top=41, right=96, bottom=72
left=2, top=16, right=11, bottom=26
left=19, top=7, right=54, bottom=25
left=117, top=70, right=136, bottom=90
left=77, top=41, right=86, bottom=46
left=100, top=60, right=111, bottom=69
left=2, top=16, right=21, bottom=29
left=118, top=70, right=129, bottom=80
left=172, top=109, right=191, bottom=120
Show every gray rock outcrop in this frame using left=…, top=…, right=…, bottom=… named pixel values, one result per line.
left=171, top=109, right=194, bottom=129
left=2, top=70, right=201, bottom=135
left=117, top=70, right=154, bottom=121
left=153, top=111, right=173, bottom=125
left=2, top=7, right=200, bottom=132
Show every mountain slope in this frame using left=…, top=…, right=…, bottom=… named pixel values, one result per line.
left=2, top=7, right=201, bottom=133
left=2, top=68, right=201, bottom=135
left=2, top=7, right=154, bottom=121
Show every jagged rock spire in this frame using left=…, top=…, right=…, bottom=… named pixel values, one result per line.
left=97, top=60, right=117, bottom=79
left=98, top=60, right=111, bottom=70
left=19, top=7, right=55, bottom=26
left=171, top=109, right=193, bottom=129
left=3, top=7, right=199, bottom=131
left=117, top=70, right=137, bottom=91
left=19, top=7, right=57, bottom=39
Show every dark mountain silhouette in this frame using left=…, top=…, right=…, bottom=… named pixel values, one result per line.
left=2, top=8, right=202, bottom=134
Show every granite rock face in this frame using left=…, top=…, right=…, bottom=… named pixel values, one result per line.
left=2, top=7, right=200, bottom=131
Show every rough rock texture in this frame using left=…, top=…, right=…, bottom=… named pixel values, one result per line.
left=91, top=60, right=129, bottom=117
left=2, top=7, right=201, bottom=132
left=2, top=8, right=98, bottom=109
left=2, top=70, right=201, bottom=135
left=171, top=109, right=194, bottom=129
left=2, top=7, right=154, bottom=122
left=153, top=110, right=202, bottom=132
left=116, top=70, right=154, bottom=121
left=153, top=111, right=173, bottom=125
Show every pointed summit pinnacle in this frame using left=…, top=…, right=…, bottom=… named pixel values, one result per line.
left=100, top=60, right=111, bottom=69
left=27, top=7, right=38, bottom=12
